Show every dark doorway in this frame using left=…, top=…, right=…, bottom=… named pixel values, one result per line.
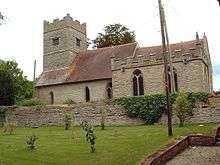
left=106, top=82, right=112, bottom=99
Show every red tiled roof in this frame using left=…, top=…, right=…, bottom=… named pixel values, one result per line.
left=36, top=39, right=203, bottom=87
left=36, top=43, right=137, bottom=86
left=66, top=42, right=137, bottom=82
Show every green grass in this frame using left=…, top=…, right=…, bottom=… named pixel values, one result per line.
left=0, top=123, right=217, bottom=165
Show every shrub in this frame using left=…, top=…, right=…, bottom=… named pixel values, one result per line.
left=63, top=98, right=76, bottom=106
left=81, top=121, right=96, bottom=153
left=115, top=92, right=209, bottom=125
left=26, top=134, right=38, bottom=150
left=16, top=98, right=45, bottom=107
left=115, top=94, right=166, bottom=124
left=3, top=122, right=16, bottom=134
left=64, top=113, right=72, bottom=130
left=173, top=92, right=192, bottom=127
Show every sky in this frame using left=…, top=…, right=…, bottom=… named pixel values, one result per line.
left=0, top=0, right=220, bottom=90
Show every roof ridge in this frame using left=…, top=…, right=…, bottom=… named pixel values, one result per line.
left=140, top=39, right=201, bottom=49
left=80, top=42, right=137, bottom=53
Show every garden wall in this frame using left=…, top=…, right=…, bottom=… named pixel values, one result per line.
left=3, top=102, right=143, bottom=127
left=159, top=106, right=220, bottom=125
left=140, top=124, right=220, bottom=165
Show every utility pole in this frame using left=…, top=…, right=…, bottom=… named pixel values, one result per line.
left=163, top=9, right=175, bottom=94
left=33, top=60, right=36, bottom=81
left=158, top=0, right=173, bottom=136
left=33, top=60, right=36, bottom=98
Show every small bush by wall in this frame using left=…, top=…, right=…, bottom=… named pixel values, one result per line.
left=16, top=98, right=45, bottom=107
left=115, top=94, right=166, bottom=124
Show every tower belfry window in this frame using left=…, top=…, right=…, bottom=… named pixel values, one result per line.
left=76, top=38, right=81, bottom=47
left=52, top=37, right=59, bottom=46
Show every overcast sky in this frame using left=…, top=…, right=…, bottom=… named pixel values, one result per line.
left=0, top=0, right=219, bottom=90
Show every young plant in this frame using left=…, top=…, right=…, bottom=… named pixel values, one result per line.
left=3, top=122, right=16, bottom=135
left=63, top=98, right=76, bottom=106
left=173, top=92, right=192, bottom=127
left=100, top=109, right=106, bottom=130
left=26, top=134, right=38, bottom=150
left=64, top=113, right=71, bottom=130
left=81, top=120, right=96, bottom=153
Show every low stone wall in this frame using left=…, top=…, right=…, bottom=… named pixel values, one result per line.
left=159, top=106, right=220, bottom=125
left=4, top=102, right=143, bottom=127
left=140, top=125, right=220, bottom=165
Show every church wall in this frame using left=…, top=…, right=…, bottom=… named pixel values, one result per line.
left=36, top=79, right=111, bottom=104
left=112, top=59, right=209, bottom=98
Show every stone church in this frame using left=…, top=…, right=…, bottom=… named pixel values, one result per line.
left=35, top=14, right=213, bottom=104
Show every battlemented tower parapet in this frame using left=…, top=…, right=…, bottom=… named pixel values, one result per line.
left=43, top=14, right=87, bottom=71
left=43, top=14, right=86, bottom=34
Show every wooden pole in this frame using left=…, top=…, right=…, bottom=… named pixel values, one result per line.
left=162, top=7, right=175, bottom=94
left=158, top=0, right=173, bottom=136
left=33, top=60, right=36, bottom=98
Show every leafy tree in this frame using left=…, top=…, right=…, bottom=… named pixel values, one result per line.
left=92, top=24, right=136, bottom=48
left=0, top=69, right=15, bottom=106
left=173, top=92, right=192, bottom=127
left=0, top=60, right=33, bottom=102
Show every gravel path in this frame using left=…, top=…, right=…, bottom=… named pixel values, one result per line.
left=166, top=146, right=220, bottom=165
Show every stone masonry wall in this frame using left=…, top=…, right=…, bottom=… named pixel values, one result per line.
left=159, top=106, right=220, bottom=125
left=43, top=14, right=87, bottom=71
left=3, top=102, right=219, bottom=127
left=36, top=79, right=112, bottom=104
left=112, top=60, right=209, bottom=98
left=4, top=102, right=143, bottom=127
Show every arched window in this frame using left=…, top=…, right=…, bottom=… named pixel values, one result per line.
left=133, top=69, right=144, bottom=96
left=168, top=67, right=178, bottom=93
left=85, top=86, right=90, bottom=102
left=106, top=82, right=112, bottom=99
left=50, top=91, right=54, bottom=104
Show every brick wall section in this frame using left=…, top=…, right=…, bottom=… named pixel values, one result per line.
left=36, top=79, right=111, bottom=104
left=140, top=134, right=217, bottom=165
left=4, top=103, right=143, bottom=127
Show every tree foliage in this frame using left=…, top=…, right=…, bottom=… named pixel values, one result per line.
left=0, top=60, right=33, bottom=104
left=92, top=24, right=136, bottom=48
left=173, top=92, right=192, bottom=127
left=0, top=69, right=15, bottom=106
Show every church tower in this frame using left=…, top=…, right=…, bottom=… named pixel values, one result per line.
left=43, top=14, right=87, bottom=71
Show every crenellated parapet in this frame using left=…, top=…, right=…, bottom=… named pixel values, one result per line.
left=44, top=13, right=86, bottom=34
left=111, top=42, right=208, bottom=71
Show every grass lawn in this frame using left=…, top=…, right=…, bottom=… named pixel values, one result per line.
left=0, top=123, right=217, bottom=165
